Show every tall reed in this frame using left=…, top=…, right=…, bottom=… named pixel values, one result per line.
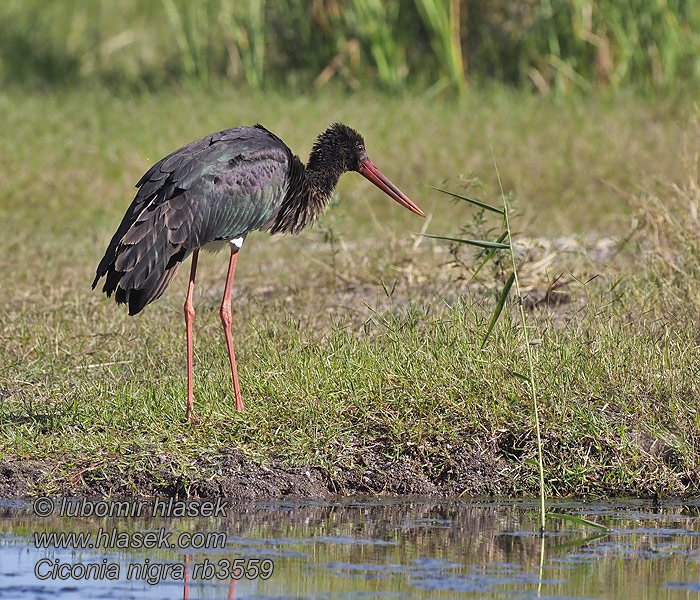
left=1, top=0, right=698, bottom=92
left=414, top=0, right=466, bottom=94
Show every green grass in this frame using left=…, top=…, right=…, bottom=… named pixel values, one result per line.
left=1, top=84, right=699, bottom=497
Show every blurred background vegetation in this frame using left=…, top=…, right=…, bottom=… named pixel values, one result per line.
left=2, top=0, right=699, bottom=94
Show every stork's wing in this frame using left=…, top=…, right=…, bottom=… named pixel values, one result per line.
left=93, top=126, right=290, bottom=315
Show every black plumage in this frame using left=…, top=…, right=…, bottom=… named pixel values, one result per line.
left=94, top=124, right=314, bottom=315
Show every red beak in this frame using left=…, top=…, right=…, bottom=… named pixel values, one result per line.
left=358, top=159, right=425, bottom=217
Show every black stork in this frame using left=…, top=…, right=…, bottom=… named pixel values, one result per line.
left=93, top=123, right=424, bottom=420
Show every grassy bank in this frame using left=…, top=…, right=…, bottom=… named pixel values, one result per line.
left=0, top=85, right=698, bottom=498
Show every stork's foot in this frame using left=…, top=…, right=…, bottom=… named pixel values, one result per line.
left=185, top=404, right=202, bottom=424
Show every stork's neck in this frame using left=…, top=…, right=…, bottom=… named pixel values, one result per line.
left=307, top=159, right=342, bottom=201
left=267, top=150, right=345, bottom=235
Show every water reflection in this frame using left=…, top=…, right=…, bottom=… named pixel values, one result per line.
left=1, top=498, right=700, bottom=599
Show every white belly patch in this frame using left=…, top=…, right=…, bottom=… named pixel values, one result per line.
left=203, top=236, right=246, bottom=254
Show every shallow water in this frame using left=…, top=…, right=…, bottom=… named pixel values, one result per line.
left=2, top=497, right=700, bottom=599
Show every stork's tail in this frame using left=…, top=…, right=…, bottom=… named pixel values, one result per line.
left=93, top=209, right=191, bottom=315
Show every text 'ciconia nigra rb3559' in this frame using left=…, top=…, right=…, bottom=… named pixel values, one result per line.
left=93, top=123, right=424, bottom=420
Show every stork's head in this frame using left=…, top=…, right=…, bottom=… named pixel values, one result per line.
left=309, top=123, right=425, bottom=217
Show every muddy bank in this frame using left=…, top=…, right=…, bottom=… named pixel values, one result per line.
left=0, top=444, right=505, bottom=499
left=1, top=432, right=695, bottom=499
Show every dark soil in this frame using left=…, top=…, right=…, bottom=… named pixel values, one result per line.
left=0, top=442, right=515, bottom=500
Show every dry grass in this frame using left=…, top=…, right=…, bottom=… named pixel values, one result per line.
left=632, top=130, right=700, bottom=311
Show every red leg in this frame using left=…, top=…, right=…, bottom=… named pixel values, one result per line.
left=184, top=249, right=199, bottom=421
left=220, top=248, right=243, bottom=411
left=183, top=554, right=192, bottom=600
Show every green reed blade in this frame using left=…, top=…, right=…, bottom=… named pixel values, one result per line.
left=548, top=512, right=609, bottom=531
left=429, top=186, right=505, bottom=215
left=481, top=272, right=515, bottom=349
left=419, top=233, right=509, bottom=250
left=473, top=231, right=509, bottom=279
